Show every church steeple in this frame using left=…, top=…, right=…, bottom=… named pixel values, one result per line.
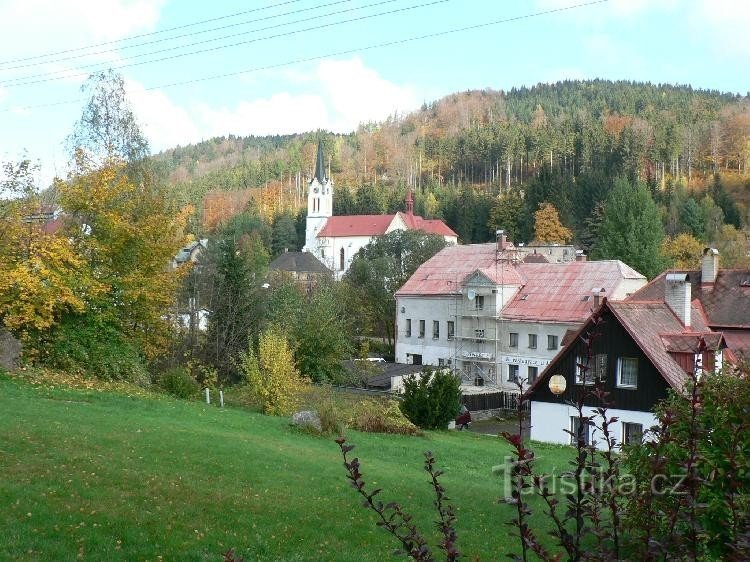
left=315, top=141, right=326, bottom=184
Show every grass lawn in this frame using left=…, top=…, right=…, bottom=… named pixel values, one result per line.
left=0, top=374, right=573, bottom=561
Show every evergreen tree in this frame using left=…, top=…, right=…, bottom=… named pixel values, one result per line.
left=271, top=213, right=298, bottom=256
left=679, top=197, right=704, bottom=239
left=592, top=177, right=667, bottom=279
left=487, top=188, right=523, bottom=243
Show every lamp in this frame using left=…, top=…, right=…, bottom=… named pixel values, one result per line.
left=549, top=374, right=567, bottom=395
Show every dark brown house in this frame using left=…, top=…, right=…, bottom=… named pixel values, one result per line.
left=527, top=272, right=725, bottom=447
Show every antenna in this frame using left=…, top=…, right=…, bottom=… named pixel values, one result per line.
left=467, top=289, right=476, bottom=301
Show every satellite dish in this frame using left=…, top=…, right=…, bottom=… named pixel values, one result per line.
left=467, top=289, right=476, bottom=301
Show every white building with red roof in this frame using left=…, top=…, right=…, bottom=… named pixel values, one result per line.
left=302, top=144, right=457, bottom=276
left=394, top=234, right=647, bottom=393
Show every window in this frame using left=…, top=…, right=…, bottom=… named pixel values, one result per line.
left=617, top=357, right=638, bottom=388
left=405, top=319, right=412, bottom=338
left=570, top=416, right=592, bottom=445
left=509, top=332, right=518, bottom=348
left=475, top=295, right=485, bottom=310
left=474, top=328, right=485, bottom=339
left=418, top=320, right=426, bottom=338
left=575, top=354, right=595, bottom=385
left=438, top=358, right=445, bottom=367
left=528, top=334, right=537, bottom=349
left=508, top=364, right=520, bottom=383
left=432, top=320, right=440, bottom=339
left=547, top=335, right=558, bottom=350
left=527, top=366, right=538, bottom=383
left=623, top=422, right=643, bottom=445
left=447, top=321, right=455, bottom=340
left=339, top=247, right=345, bottom=271
left=593, top=354, right=608, bottom=381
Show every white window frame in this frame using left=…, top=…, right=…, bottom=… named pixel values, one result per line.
left=527, top=366, right=538, bottom=383
left=509, top=332, right=518, bottom=348
left=528, top=333, right=537, bottom=349
left=508, top=364, right=520, bottom=382
left=547, top=335, right=558, bottom=350
left=405, top=319, right=411, bottom=338
left=475, top=295, right=485, bottom=310
left=447, top=320, right=455, bottom=340
left=418, top=320, right=425, bottom=339
left=570, top=416, right=592, bottom=445
left=432, top=320, right=440, bottom=340
left=616, top=357, right=639, bottom=388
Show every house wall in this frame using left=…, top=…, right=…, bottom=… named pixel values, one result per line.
left=530, top=401, right=658, bottom=449
left=396, top=296, right=456, bottom=366
left=315, top=235, right=375, bottom=277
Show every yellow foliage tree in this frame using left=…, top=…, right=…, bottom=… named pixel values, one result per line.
left=661, top=233, right=703, bottom=268
left=57, top=163, right=191, bottom=358
left=238, top=326, right=309, bottom=416
left=0, top=161, right=94, bottom=338
left=533, top=202, right=573, bottom=244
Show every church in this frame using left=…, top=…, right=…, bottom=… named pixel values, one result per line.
left=302, top=144, right=458, bottom=277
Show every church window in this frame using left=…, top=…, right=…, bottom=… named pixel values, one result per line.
left=339, top=248, right=345, bottom=271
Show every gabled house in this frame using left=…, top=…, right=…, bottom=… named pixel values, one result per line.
left=268, top=250, right=331, bottom=292
left=627, top=248, right=750, bottom=362
left=394, top=233, right=647, bottom=393
left=527, top=273, right=726, bottom=447
left=172, top=239, right=208, bottom=269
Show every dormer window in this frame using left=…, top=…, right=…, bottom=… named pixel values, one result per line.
left=475, top=295, right=484, bottom=310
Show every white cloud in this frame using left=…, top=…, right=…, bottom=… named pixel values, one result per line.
left=188, top=57, right=419, bottom=139
left=690, top=0, right=750, bottom=56
left=1, top=0, right=165, bottom=42
left=125, top=80, right=201, bottom=150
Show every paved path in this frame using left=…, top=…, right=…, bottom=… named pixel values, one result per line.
left=465, top=418, right=530, bottom=440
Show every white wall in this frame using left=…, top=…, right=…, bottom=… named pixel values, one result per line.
left=396, top=296, right=455, bottom=366
left=530, top=400, right=658, bottom=449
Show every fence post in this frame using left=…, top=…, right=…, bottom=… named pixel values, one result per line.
left=219, top=390, right=224, bottom=408
left=205, top=388, right=210, bottom=405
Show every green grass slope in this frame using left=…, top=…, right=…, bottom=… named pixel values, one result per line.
left=0, top=375, right=571, bottom=561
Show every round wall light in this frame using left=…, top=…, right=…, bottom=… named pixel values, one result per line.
left=549, top=374, right=567, bottom=395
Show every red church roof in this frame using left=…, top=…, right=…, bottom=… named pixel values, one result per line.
left=317, top=212, right=457, bottom=238
left=317, top=215, right=395, bottom=237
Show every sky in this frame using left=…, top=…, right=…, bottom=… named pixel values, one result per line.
left=0, top=0, right=748, bottom=185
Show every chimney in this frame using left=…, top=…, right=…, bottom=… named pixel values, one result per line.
left=665, top=273, right=691, bottom=327
left=496, top=229, right=508, bottom=251
left=592, top=287, right=605, bottom=309
left=576, top=250, right=587, bottom=262
left=701, top=248, right=719, bottom=288
left=405, top=190, right=414, bottom=215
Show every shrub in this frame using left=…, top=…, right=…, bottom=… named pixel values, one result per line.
left=156, top=367, right=200, bottom=399
left=33, top=316, right=149, bottom=384
left=349, top=398, right=420, bottom=435
left=399, top=368, right=461, bottom=430
left=237, top=326, right=309, bottom=416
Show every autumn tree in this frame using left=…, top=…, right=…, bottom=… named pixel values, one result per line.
left=0, top=160, right=89, bottom=338
left=238, top=325, right=309, bottom=415
left=592, top=177, right=667, bottom=279
left=661, top=233, right=703, bottom=268
left=533, top=202, right=573, bottom=244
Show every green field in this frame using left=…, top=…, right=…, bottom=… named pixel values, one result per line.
left=1, top=374, right=572, bottom=561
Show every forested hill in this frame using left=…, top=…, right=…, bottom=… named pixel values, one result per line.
left=151, top=80, right=750, bottom=253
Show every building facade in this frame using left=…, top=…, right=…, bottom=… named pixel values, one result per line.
left=395, top=238, right=647, bottom=393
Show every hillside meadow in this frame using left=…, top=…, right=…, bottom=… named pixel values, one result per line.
left=0, top=373, right=573, bottom=561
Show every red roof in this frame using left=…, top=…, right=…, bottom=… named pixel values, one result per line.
left=317, top=212, right=457, bottom=238
left=397, top=212, right=458, bottom=238
left=395, top=244, right=645, bottom=307
left=317, top=215, right=395, bottom=237
left=396, top=244, right=501, bottom=296
left=502, top=261, right=645, bottom=323
left=527, top=299, right=721, bottom=396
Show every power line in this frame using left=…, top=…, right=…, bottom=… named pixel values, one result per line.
left=1, top=0, right=609, bottom=114
left=0, top=0, right=355, bottom=73
left=1, top=0, right=440, bottom=88
left=0, top=0, right=306, bottom=67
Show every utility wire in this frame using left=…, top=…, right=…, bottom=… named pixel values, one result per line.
left=0, top=0, right=306, bottom=67
left=1, top=0, right=440, bottom=88
left=0, top=0, right=609, bottom=113
left=0, top=0, right=354, bottom=73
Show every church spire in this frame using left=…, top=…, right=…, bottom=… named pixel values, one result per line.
left=315, top=141, right=326, bottom=184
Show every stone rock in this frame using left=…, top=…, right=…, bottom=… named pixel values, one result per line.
left=292, top=410, right=322, bottom=431
left=0, top=329, right=21, bottom=371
